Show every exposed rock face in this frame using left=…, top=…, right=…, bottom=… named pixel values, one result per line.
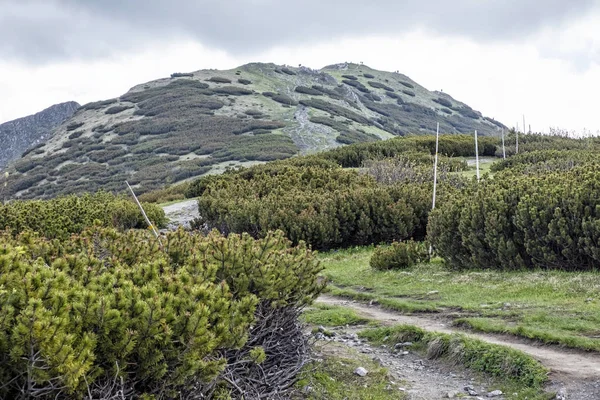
left=0, top=101, right=80, bottom=169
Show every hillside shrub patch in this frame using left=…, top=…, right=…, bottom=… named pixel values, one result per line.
left=207, top=76, right=232, bottom=83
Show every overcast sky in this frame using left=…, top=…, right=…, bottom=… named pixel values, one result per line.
left=2, top=0, right=600, bottom=133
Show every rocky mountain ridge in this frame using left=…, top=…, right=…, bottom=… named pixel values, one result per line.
left=0, top=101, right=80, bottom=169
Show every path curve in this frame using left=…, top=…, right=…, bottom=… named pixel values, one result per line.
left=316, top=294, right=600, bottom=381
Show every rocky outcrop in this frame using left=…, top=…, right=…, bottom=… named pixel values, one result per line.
left=0, top=101, right=80, bottom=169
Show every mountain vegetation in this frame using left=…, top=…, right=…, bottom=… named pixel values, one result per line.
left=1, top=130, right=599, bottom=398
left=3, top=63, right=504, bottom=200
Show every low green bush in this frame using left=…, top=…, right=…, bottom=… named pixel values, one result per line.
left=267, top=94, right=298, bottom=106
left=342, top=79, right=370, bottom=93
left=295, top=86, right=323, bottom=95
left=171, top=72, right=194, bottom=78
left=281, top=67, right=297, bottom=75
left=105, top=105, right=133, bottom=114
left=212, top=86, right=253, bottom=95
left=370, top=240, right=429, bottom=270
left=429, top=163, right=600, bottom=271
left=402, top=89, right=416, bottom=97
left=0, top=227, right=323, bottom=399
left=341, top=74, right=358, bottom=80
left=238, top=78, right=252, bottom=85
left=68, top=130, right=84, bottom=139
left=0, top=192, right=166, bottom=239
left=66, top=122, right=84, bottom=131
left=336, top=130, right=380, bottom=145
left=81, top=98, right=118, bottom=110
left=433, top=97, right=452, bottom=108
left=207, top=76, right=232, bottom=83
left=299, top=98, right=370, bottom=124
left=368, top=81, right=394, bottom=91
left=400, top=81, right=414, bottom=89
left=363, top=73, right=375, bottom=78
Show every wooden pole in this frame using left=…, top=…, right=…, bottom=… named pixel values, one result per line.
left=474, top=130, right=480, bottom=181
left=126, top=181, right=162, bottom=243
left=432, top=122, right=440, bottom=210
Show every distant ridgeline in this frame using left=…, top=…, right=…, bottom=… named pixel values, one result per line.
left=4, top=62, right=504, bottom=199
left=0, top=101, right=79, bottom=169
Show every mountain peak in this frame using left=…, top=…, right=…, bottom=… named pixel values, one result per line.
left=5, top=62, right=504, bottom=199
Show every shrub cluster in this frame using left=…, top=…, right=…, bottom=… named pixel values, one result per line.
left=207, top=76, right=232, bottom=83
left=342, top=79, right=370, bottom=93
left=336, top=130, right=380, bottom=145
left=192, top=162, right=432, bottom=249
left=319, top=134, right=498, bottom=168
left=295, top=86, right=323, bottom=96
left=105, top=105, right=133, bottom=115
left=370, top=240, right=429, bottom=270
left=368, top=81, right=394, bottom=91
left=0, top=227, right=323, bottom=398
left=429, top=163, right=600, bottom=270
left=0, top=192, right=165, bottom=239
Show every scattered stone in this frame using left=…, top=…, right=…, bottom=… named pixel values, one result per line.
left=555, top=388, right=567, bottom=399
left=467, top=389, right=479, bottom=396
left=400, top=351, right=409, bottom=356
left=427, top=290, right=439, bottom=295
left=487, top=390, right=503, bottom=397
left=354, top=367, right=368, bottom=377
left=372, top=357, right=385, bottom=366
left=446, top=391, right=459, bottom=398
left=464, top=385, right=475, bottom=391
left=395, top=342, right=413, bottom=349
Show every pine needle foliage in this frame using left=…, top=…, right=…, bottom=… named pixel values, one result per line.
left=0, top=227, right=323, bottom=398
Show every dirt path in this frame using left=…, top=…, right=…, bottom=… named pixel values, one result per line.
left=317, top=294, right=600, bottom=399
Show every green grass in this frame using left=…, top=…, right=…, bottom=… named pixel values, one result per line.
left=358, top=326, right=552, bottom=400
left=294, top=344, right=407, bottom=400
left=320, top=247, right=600, bottom=352
left=301, top=304, right=371, bottom=327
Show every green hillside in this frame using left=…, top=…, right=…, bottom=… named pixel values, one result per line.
left=4, top=62, right=504, bottom=199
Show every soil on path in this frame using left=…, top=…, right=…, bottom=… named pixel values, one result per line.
left=316, top=294, right=600, bottom=399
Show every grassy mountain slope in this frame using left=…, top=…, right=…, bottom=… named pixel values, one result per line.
left=0, top=101, right=80, bottom=169
left=4, top=63, right=505, bottom=199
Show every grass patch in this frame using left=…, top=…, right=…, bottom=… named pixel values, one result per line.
left=320, top=248, right=600, bottom=352
left=302, top=304, right=371, bottom=327
left=295, top=347, right=406, bottom=400
left=359, top=325, right=549, bottom=391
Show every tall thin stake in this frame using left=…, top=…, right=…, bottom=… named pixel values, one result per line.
left=501, top=128, right=506, bottom=159
left=432, top=122, right=440, bottom=210
left=474, top=130, right=480, bottom=181
left=429, top=123, right=440, bottom=257
left=126, top=181, right=162, bottom=244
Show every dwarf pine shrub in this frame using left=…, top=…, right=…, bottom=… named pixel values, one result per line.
left=0, top=227, right=322, bottom=398
left=370, top=240, right=429, bottom=270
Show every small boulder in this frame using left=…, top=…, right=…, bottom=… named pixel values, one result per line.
left=487, top=390, right=503, bottom=397
left=354, top=367, right=368, bottom=377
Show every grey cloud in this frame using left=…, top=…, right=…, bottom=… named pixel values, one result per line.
left=2, top=0, right=599, bottom=63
